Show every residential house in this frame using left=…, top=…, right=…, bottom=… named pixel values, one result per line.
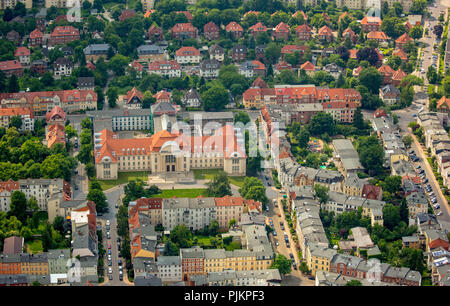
left=83, top=44, right=111, bottom=62
left=170, top=23, right=198, bottom=40
left=182, top=88, right=201, bottom=108
left=175, top=46, right=201, bottom=64
left=231, top=45, right=247, bottom=62
left=317, top=26, right=333, bottom=42
left=226, top=22, right=244, bottom=39
left=137, top=45, right=168, bottom=64
left=203, top=21, right=220, bottom=40
left=199, top=59, right=221, bottom=79
left=148, top=60, right=181, bottom=78
left=29, top=29, right=43, bottom=47
left=249, top=22, right=269, bottom=38
left=380, top=84, right=401, bottom=106
left=53, top=57, right=73, bottom=79
left=14, top=47, right=30, bottom=66
left=148, top=24, right=163, bottom=42
left=273, top=22, right=290, bottom=40
left=123, top=87, right=143, bottom=110
left=238, top=60, right=265, bottom=78
left=49, top=26, right=79, bottom=46
left=295, top=24, right=312, bottom=40
left=209, top=44, right=225, bottom=62
left=0, top=60, right=23, bottom=77
left=361, top=16, right=382, bottom=32
left=396, top=33, right=413, bottom=50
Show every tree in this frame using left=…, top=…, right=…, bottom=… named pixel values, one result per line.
left=381, top=176, right=402, bottom=195
left=409, top=25, right=423, bottom=40
left=264, top=42, right=281, bottom=64
left=106, top=87, right=118, bottom=108
left=239, top=177, right=268, bottom=207
left=433, top=24, right=443, bottom=37
left=201, top=85, right=229, bottom=111
left=400, top=197, right=409, bottom=223
left=169, top=224, right=192, bottom=248
left=402, top=135, right=413, bottom=149
left=345, top=280, right=363, bottom=286
left=353, top=108, right=365, bottom=130
left=356, top=48, right=380, bottom=66
left=163, top=240, right=179, bottom=256
left=357, top=136, right=385, bottom=176
left=87, top=188, right=107, bottom=213
left=309, top=112, right=336, bottom=136
left=383, top=203, right=401, bottom=231
left=228, top=218, right=237, bottom=228
left=53, top=216, right=65, bottom=234
left=64, top=124, right=77, bottom=139
left=297, top=128, right=310, bottom=148
left=108, top=54, right=129, bottom=76
left=9, top=190, right=27, bottom=223
left=41, top=221, right=55, bottom=252
left=359, top=67, right=382, bottom=95
left=271, top=254, right=292, bottom=275
left=9, top=116, right=22, bottom=130
left=314, top=184, right=329, bottom=204
left=206, top=171, right=232, bottom=197
left=234, top=111, right=250, bottom=125
left=427, top=66, right=439, bottom=84
left=81, top=118, right=93, bottom=130
left=410, top=0, right=427, bottom=15
left=208, top=219, right=219, bottom=236
left=7, top=75, right=19, bottom=92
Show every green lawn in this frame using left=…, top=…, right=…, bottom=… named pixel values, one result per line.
left=193, top=169, right=246, bottom=187
left=26, top=240, right=43, bottom=254
left=98, top=171, right=149, bottom=191
left=151, top=188, right=207, bottom=198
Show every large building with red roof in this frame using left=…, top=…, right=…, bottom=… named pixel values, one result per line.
left=94, top=125, right=246, bottom=179
left=175, top=46, right=201, bottom=64
left=295, top=24, right=312, bottom=40
left=170, top=23, right=198, bottom=40
left=29, top=29, right=43, bottom=47
left=49, top=26, right=79, bottom=46
left=360, top=16, right=382, bottom=33
left=273, top=22, right=290, bottom=40
left=0, top=89, right=97, bottom=115
left=148, top=60, right=181, bottom=78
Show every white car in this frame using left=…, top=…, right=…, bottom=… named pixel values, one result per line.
left=108, top=267, right=112, bottom=274
left=106, top=220, right=110, bottom=226
left=437, top=211, right=443, bottom=216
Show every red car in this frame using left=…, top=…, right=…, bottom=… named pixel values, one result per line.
left=108, top=244, right=111, bottom=249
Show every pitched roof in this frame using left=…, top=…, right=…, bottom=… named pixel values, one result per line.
left=0, top=60, right=22, bottom=71
left=281, top=45, right=307, bottom=54
left=318, top=25, right=333, bottom=36
left=393, top=69, right=407, bottom=81
left=46, top=123, right=66, bottom=148
left=274, top=22, right=290, bottom=33
left=226, top=21, right=243, bottom=32
left=252, top=77, right=267, bottom=88
left=2, top=236, right=23, bottom=255
left=396, top=32, right=413, bottom=44
left=378, top=65, right=396, bottom=75
left=15, top=47, right=30, bottom=57
left=124, top=87, right=143, bottom=103
left=361, top=16, right=382, bottom=25
left=175, top=46, right=200, bottom=57
left=0, top=107, right=33, bottom=118
left=392, top=48, right=408, bottom=60
left=437, top=96, right=450, bottom=109
left=367, top=31, right=390, bottom=40
left=300, top=61, right=316, bottom=71
left=295, top=24, right=311, bottom=33
left=249, top=22, right=268, bottom=32
left=29, top=29, right=43, bottom=39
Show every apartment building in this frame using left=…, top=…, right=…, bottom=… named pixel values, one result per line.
left=137, top=45, right=168, bottom=64
left=18, top=178, right=71, bottom=211
left=175, top=47, right=201, bottom=64
left=49, top=26, right=79, bottom=46
left=0, top=107, right=34, bottom=131
left=0, top=0, right=31, bottom=8
left=83, top=44, right=111, bottom=62
left=148, top=60, right=181, bottom=78
left=0, top=89, right=97, bottom=115
left=0, top=180, right=19, bottom=213
left=162, top=197, right=216, bottom=231
left=156, top=256, right=182, bottom=282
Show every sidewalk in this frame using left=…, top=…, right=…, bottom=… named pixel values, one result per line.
left=122, top=269, right=134, bottom=286
left=410, top=130, right=450, bottom=213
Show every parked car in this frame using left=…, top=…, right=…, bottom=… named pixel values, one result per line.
left=108, top=244, right=111, bottom=249
left=416, top=165, right=421, bottom=169
left=108, top=267, right=112, bottom=274
left=423, top=179, right=428, bottom=184
left=106, top=220, right=110, bottom=226
left=292, top=262, right=297, bottom=270
left=429, top=192, right=435, bottom=196
left=437, top=211, right=443, bottom=216
left=74, top=185, right=79, bottom=190
left=115, top=204, right=119, bottom=208
left=272, top=231, right=277, bottom=236
left=109, top=274, right=112, bottom=280
left=289, top=253, right=294, bottom=260
left=108, top=260, right=112, bottom=266
left=119, top=275, right=123, bottom=281
left=434, top=204, right=440, bottom=209
left=275, top=240, right=279, bottom=246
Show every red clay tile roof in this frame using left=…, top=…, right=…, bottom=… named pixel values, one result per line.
left=396, top=33, right=413, bottom=44
left=295, top=24, right=311, bottom=33
left=392, top=48, right=408, bottom=60
left=204, top=21, right=219, bottom=32
left=367, top=31, right=390, bottom=40
left=300, top=61, right=315, bottom=71
left=392, top=69, right=407, bottom=81
left=124, top=87, right=143, bottom=103
left=148, top=60, right=181, bottom=71
left=29, top=29, right=43, bottom=39
left=50, top=26, right=79, bottom=37
left=0, top=107, right=33, bottom=118
left=176, top=46, right=200, bottom=57
left=14, top=47, right=31, bottom=56
left=171, top=23, right=198, bottom=33
left=361, top=16, right=382, bottom=25
left=244, top=11, right=260, bottom=18
left=45, top=106, right=66, bottom=122
left=175, top=11, right=193, bottom=20
left=0, top=60, right=22, bottom=71
left=46, top=123, right=66, bottom=148
left=318, top=25, right=333, bottom=36
left=274, top=22, right=290, bottom=33
left=281, top=45, right=307, bottom=54
left=226, top=21, right=243, bottom=32
left=378, top=65, right=396, bottom=75
left=249, top=22, right=268, bottom=33
left=252, top=77, right=267, bottom=88
left=349, top=49, right=358, bottom=59
left=437, top=96, right=450, bottom=109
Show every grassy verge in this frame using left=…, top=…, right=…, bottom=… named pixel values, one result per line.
left=98, top=171, right=149, bottom=191
left=193, top=169, right=246, bottom=187
left=151, top=188, right=207, bottom=198
left=26, top=240, right=43, bottom=254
